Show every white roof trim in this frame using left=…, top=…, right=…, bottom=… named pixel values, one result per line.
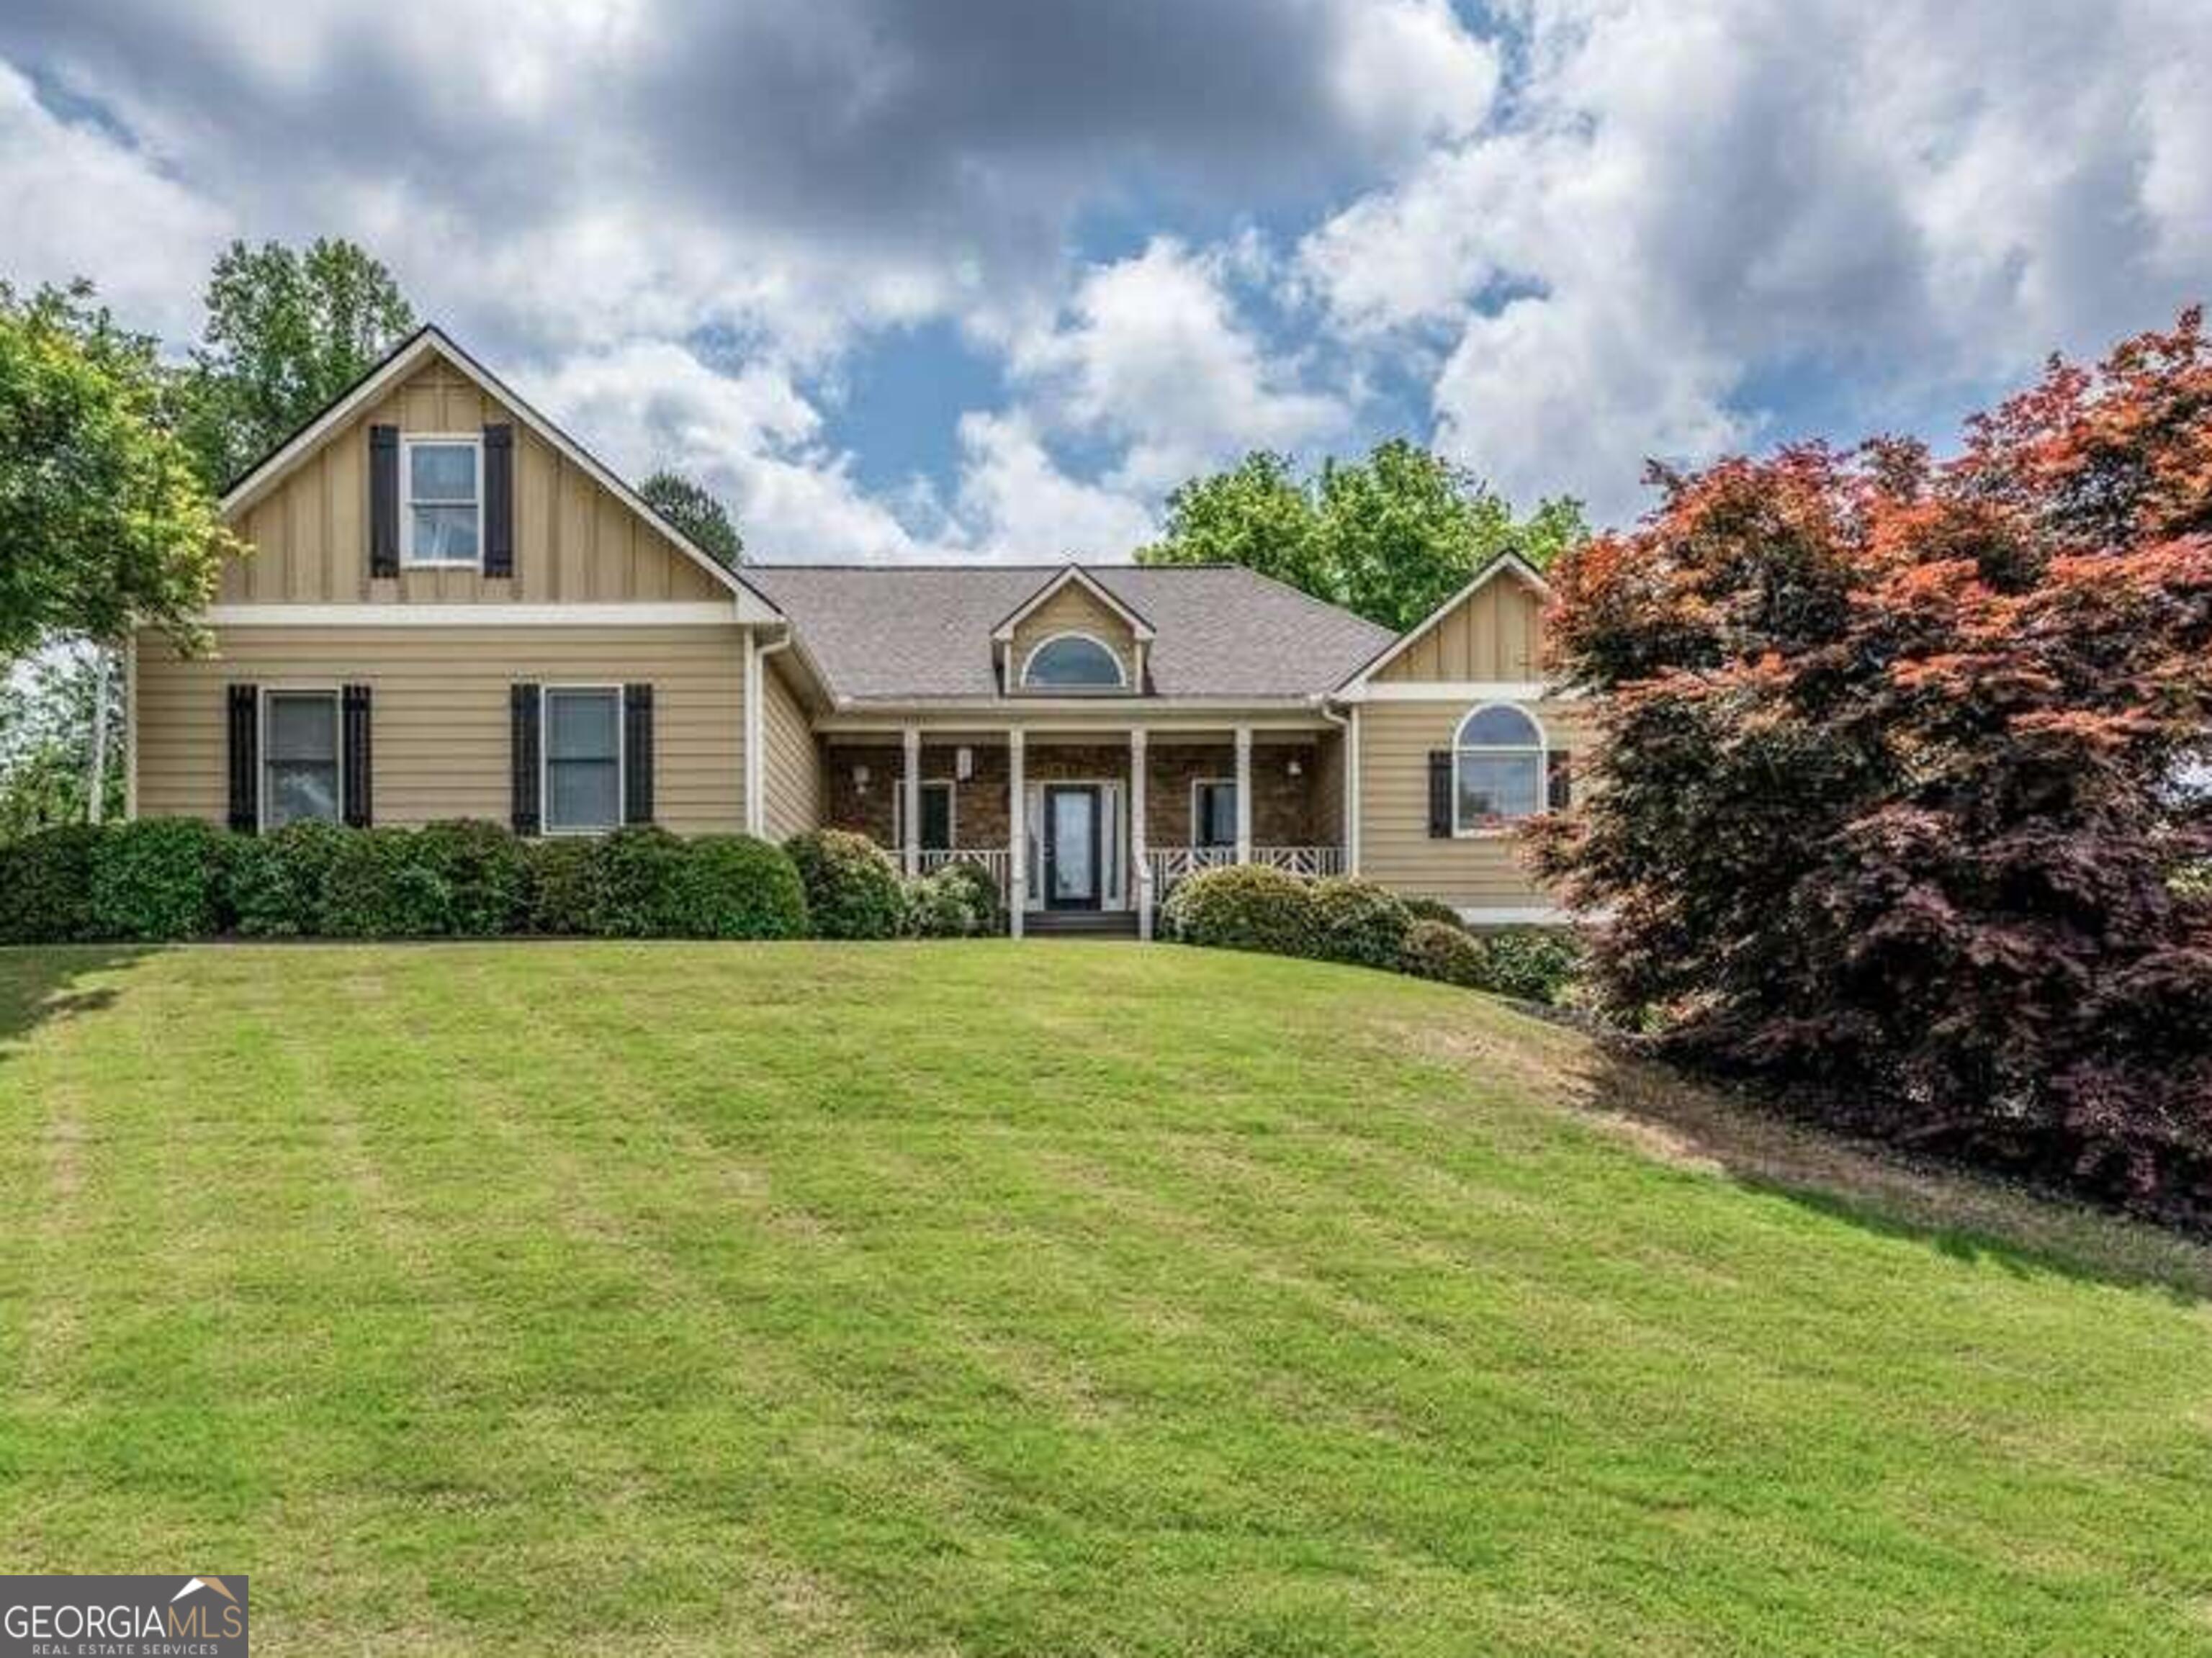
left=989, top=563, right=1156, bottom=642
left=1331, top=552, right=1551, bottom=696
left=218, top=326, right=783, bottom=625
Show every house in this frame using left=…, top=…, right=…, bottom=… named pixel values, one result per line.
left=129, top=328, right=1588, bottom=935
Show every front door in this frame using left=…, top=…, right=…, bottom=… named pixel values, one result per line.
left=1043, top=785, right=1102, bottom=910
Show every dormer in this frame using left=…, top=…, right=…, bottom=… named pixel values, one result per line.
left=992, top=566, right=1155, bottom=695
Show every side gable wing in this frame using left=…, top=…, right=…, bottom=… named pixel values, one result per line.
left=1334, top=554, right=1552, bottom=695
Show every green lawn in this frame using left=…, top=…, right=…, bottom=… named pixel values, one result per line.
left=3, top=942, right=2210, bottom=1655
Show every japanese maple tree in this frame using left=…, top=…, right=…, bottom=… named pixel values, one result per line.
left=1536, top=312, right=2212, bottom=1223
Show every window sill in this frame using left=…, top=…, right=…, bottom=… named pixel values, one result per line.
left=396, top=562, right=485, bottom=572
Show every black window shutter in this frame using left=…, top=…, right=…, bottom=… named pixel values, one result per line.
left=624, top=683, right=655, bottom=825
left=1427, top=750, right=1452, bottom=838
left=369, top=424, right=400, bottom=577
left=228, top=683, right=258, bottom=834
left=511, top=684, right=541, bottom=835
left=1547, top=749, right=1573, bottom=814
left=482, top=423, right=515, bottom=577
left=342, top=684, right=373, bottom=827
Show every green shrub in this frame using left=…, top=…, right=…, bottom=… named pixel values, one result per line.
left=1309, top=877, right=1413, bottom=970
left=671, top=834, right=809, bottom=939
left=87, top=817, right=226, bottom=940
left=785, top=829, right=906, bottom=940
left=1401, top=895, right=1465, bottom=931
left=526, top=837, right=602, bottom=935
left=1467, top=925, right=1585, bottom=1005
left=590, top=825, right=689, bottom=937
left=1399, top=918, right=1488, bottom=988
left=416, top=819, right=531, bottom=935
left=934, top=857, right=1002, bottom=932
left=320, top=829, right=451, bottom=938
left=224, top=819, right=351, bottom=937
left=0, top=824, right=101, bottom=942
left=1161, top=864, right=1318, bottom=957
left=904, top=866, right=996, bottom=937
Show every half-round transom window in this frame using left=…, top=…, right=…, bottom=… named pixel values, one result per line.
left=1453, top=703, right=1545, bottom=830
left=1022, top=632, right=1125, bottom=690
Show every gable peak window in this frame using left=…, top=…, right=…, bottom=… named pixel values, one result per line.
left=1021, top=632, right=1125, bottom=690
left=1452, top=703, right=1545, bottom=833
left=402, top=435, right=482, bottom=568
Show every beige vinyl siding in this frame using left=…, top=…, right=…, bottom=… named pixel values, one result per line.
left=220, top=353, right=727, bottom=606
left=1356, top=696, right=1591, bottom=911
left=1006, top=583, right=1138, bottom=689
left=137, top=625, right=745, bottom=834
left=1375, top=579, right=1543, bottom=682
left=760, top=657, right=822, bottom=839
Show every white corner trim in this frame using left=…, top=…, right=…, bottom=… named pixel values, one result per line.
left=743, top=628, right=764, bottom=836
left=1344, top=680, right=1559, bottom=704
left=204, top=603, right=745, bottom=628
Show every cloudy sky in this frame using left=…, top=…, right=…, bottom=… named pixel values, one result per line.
left=3, top=1, right=2207, bottom=562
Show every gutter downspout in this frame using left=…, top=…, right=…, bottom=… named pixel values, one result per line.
left=1316, top=698, right=1357, bottom=877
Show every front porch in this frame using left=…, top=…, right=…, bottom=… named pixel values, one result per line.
left=822, top=726, right=1346, bottom=937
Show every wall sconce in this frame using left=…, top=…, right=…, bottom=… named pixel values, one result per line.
left=853, top=763, right=871, bottom=793
left=1286, top=756, right=1304, bottom=778
left=956, top=745, right=974, bottom=780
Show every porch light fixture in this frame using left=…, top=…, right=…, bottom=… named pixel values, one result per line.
left=1287, top=756, right=1303, bottom=777
left=956, top=745, right=974, bottom=780
left=853, top=763, right=871, bottom=793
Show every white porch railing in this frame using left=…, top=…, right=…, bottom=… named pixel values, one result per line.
left=917, top=847, right=1013, bottom=907
left=1143, top=845, right=1344, bottom=897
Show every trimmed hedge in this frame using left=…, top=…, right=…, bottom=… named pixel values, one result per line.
left=0, top=818, right=817, bottom=945
left=0, top=824, right=102, bottom=944
left=1398, top=919, right=1584, bottom=1004
left=1309, top=877, right=1413, bottom=970
left=88, top=818, right=227, bottom=940
left=674, top=835, right=809, bottom=940
left=1161, top=864, right=1318, bottom=957
left=1401, top=895, right=1466, bottom=931
left=786, top=829, right=907, bottom=940
left=1399, top=919, right=1489, bottom=988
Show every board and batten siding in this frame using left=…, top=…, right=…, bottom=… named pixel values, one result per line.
left=221, top=353, right=728, bottom=607
left=137, top=625, right=747, bottom=834
left=760, top=657, right=822, bottom=839
left=1005, top=582, right=1138, bottom=688
left=1355, top=697, right=1591, bottom=912
left=1373, top=577, right=1543, bottom=682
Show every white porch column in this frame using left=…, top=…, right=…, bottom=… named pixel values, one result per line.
left=1007, top=730, right=1027, bottom=937
left=901, top=726, right=921, bottom=877
left=1130, top=726, right=1150, bottom=941
left=1233, top=725, right=1253, bottom=865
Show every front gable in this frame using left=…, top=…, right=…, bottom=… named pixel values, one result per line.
left=216, top=330, right=777, bottom=618
left=1338, top=554, right=1552, bottom=694
left=994, top=567, right=1153, bottom=695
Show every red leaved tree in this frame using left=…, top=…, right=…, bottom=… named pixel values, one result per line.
left=1534, top=312, right=2212, bottom=1224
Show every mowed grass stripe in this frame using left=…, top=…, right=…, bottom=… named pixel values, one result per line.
left=1, top=942, right=2208, bottom=1656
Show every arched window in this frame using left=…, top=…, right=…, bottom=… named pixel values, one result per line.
left=1453, top=703, right=1545, bottom=832
left=1021, top=632, right=1125, bottom=690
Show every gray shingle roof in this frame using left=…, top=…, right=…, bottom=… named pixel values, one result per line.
left=744, top=564, right=1395, bottom=703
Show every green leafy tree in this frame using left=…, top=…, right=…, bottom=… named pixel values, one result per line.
left=638, top=470, right=745, bottom=565
left=0, top=281, right=238, bottom=659
left=181, top=238, right=416, bottom=488
left=1139, top=439, right=1586, bottom=631
left=0, top=646, right=124, bottom=837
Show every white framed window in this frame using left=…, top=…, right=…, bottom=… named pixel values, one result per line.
left=262, top=688, right=341, bottom=830
left=893, top=779, right=956, bottom=851
left=1452, top=703, right=1545, bottom=834
left=1192, top=778, right=1238, bottom=849
left=1020, top=631, right=1126, bottom=690
left=542, top=685, right=624, bottom=834
left=400, top=434, right=482, bottom=568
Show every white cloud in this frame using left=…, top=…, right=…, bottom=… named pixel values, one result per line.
left=1010, top=238, right=1344, bottom=495
left=1299, top=0, right=2212, bottom=522
left=948, top=412, right=1159, bottom=562
left=0, top=62, right=230, bottom=338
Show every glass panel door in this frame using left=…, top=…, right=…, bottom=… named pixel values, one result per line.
left=1046, top=786, right=1100, bottom=909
